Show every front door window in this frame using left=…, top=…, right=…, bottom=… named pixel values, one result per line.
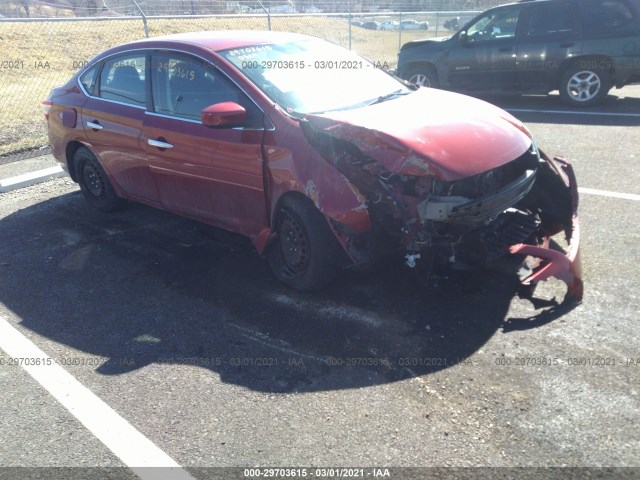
left=466, top=6, right=521, bottom=43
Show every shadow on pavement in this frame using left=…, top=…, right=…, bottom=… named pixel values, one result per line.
left=481, top=93, right=640, bottom=127
left=0, top=192, right=572, bottom=392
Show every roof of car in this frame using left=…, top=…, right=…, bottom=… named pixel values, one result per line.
left=131, top=30, right=310, bottom=52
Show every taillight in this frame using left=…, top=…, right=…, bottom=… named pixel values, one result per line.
left=42, top=100, right=53, bottom=120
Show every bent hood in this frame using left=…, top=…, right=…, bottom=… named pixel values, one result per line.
left=305, top=88, right=532, bottom=181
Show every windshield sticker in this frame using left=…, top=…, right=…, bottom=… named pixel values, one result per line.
left=227, top=45, right=273, bottom=57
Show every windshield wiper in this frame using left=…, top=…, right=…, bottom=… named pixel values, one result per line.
left=305, top=89, right=412, bottom=115
left=367, top=89, right=411, bottom=106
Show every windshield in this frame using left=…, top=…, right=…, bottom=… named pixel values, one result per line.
left=220, top=38, right=409, bottom=115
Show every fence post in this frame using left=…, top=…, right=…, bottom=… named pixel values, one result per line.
left=398, top=11, right=403, bottom=51
left=133, top=0, right=148, bottom=38
left=257, top=0, right=271, bottom=30
left=435, top=11, right=439, bottom=37
left=348, top=3, right=352, bottom=50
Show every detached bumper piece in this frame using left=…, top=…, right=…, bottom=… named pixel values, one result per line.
left=509, top=157, right=583, bottom=303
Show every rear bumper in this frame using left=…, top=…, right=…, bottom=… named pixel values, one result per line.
left=509, top=157, right=583, bottom=303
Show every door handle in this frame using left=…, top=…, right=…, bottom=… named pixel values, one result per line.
left=147, top=138, right=174, bottom=149
left=86, top=121, right=103, bottom=130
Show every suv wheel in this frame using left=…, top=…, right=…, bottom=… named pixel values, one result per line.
left=560, top=64, right=610, bottom=107
left=406, top=66, right=439, bottom=88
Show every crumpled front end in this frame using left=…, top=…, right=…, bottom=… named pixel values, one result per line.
left=509, top=155, right=582, bottom=303
left=301, top=118, right=582, bottom=303
left=413, top=148, right=582, bottom=303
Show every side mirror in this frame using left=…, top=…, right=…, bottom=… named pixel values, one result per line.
left=458, top=31, right=468, bottom=44
left=201, top=102, right=246, bottom=128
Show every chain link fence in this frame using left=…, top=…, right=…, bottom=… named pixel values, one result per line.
left=0, top=7, right=491, bottom=160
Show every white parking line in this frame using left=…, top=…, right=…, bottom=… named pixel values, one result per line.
left=507, top=108, right=640, bottom=118
left=579, top=187, right=640, bottom=201
left=0, top=166, right=65, bottom=193
left=0, top=315, right=196, bottom=480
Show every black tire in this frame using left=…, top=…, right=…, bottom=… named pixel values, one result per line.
left=405, top=65, right=439, bottom=88
left=559, top=63, right=610, bottom=107
left=74, top=147, right=124, bottom=212
left=267, top=195, right=341, bottom=291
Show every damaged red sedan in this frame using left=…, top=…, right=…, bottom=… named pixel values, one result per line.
left=45, top=31, right=582, bottom=301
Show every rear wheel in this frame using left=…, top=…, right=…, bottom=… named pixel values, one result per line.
left=560, top=64, right=610, bottom=107
left=74, top=147, right=124, bottom=212
left=406, top=65, right=439, bottom=88
left=267, top=195, right=341, bottom=291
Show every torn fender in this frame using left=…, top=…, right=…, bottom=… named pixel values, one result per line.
left=261, top=134, right=373, bottom=248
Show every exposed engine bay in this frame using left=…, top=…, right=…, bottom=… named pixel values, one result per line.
left=301, top=121, right=582, bottom=302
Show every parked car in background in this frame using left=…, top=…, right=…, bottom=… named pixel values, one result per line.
left=361, top=21, right=379, bottom=30
left=44, top=31, right=582, bottom=300
left=379, top=20, right=400, bottom=30
left=351, top=20, right=363, bottom=27
left=443, top=16, right=460, bottom=31
left=399, top=19, right=429, bottom=30
left=397, top=0, right=640, bottom=106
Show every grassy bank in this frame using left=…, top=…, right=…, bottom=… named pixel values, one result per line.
left=0, top=16, right=435, bottom=156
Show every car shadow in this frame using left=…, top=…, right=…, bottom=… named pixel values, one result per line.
left=0, top=191, right=574, bottom=393
left=478, top=92, right=640, bottom=127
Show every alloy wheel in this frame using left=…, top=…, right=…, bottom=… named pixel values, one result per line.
left=567, top=70, right=601, bottom=102
left=409, top=73, right=430, bottom=87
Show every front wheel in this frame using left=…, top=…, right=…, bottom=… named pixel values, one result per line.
left=267, top=196, right=341, bottom=291
left=560, top=64, right=610, bottom=107
left=405, top=66, right=439, bottom=88
left=74, top=147, right=124, bottom=212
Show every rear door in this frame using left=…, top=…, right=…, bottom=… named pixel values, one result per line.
left=515, top=0, right=582, bottom=93
left=81, top=52, right=159, bottom=202
left=580, top=0, right=640, bottom=83
left=143, top=51, right=267, bottom=236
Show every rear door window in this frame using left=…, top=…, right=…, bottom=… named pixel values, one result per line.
left=521, top=1, right=580, bottom=37
left=98, top=54, right=146, bottom=107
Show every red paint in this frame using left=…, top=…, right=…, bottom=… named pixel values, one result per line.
left=307, top=88, right=533, bottom=181
left=254, top=227, right=273, bottom=254
left=510, top=215, right=582, bottom=303
left=201, top=102, right=246, bottom=127
left=46, top=32, right=581, bottom=297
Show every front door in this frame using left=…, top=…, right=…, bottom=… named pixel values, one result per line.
left=446, top=4, right=522, bottom=92
left=143, top=52, right=267, bottom=237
